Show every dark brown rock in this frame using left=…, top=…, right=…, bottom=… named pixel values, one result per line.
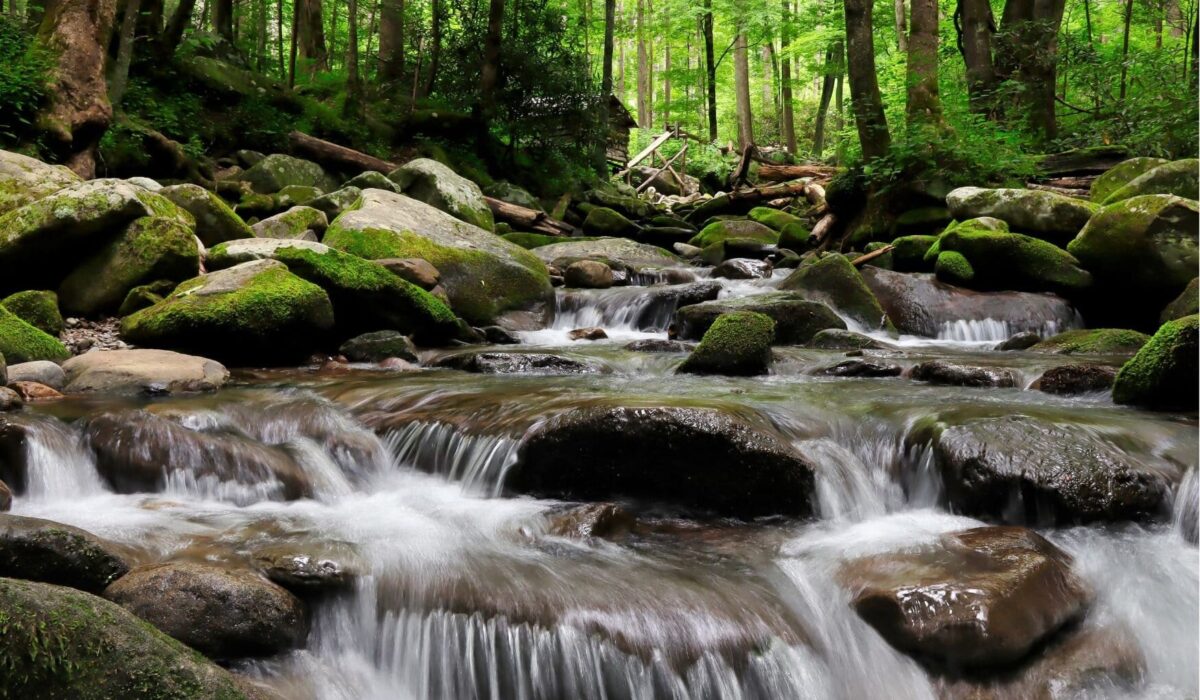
left=712, top=258, right=773, bottom=280
left=820, top=360, right=903, bottom=377
left=0, top=514, right=129, bottom=593
left=910, top=360, right=1017, bottom=388
left=546, top=503, right=636, bottom=539
left=568, top=326, right=608, bottom=341
left=1034, top=364, right=1117, bottom=395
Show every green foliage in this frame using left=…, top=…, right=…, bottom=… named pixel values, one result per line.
left=0, top=16, right=52, bottom=146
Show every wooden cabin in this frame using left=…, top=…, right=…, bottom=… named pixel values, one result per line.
left=606, top=95, right=637, bottom=170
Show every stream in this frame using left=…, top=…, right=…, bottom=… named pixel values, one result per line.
left=5, top=269, right=1197, bottom=700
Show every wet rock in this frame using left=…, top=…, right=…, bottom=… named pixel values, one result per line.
left=945, top=187, right=1098, bottom=242
left=435, top=352, right=601, bottom=374
left=0, top=480, right=9, bottom=511
left=0, top=577, right=253, bottom=698
left=564, top=260, right=614, bottom=289
left=925, top=414, right=1176, bottom=523
left=672, top=292, right=845, bottom=344
left=1034, top=364, right=1117, bottom=395
left=0, top=387, right=21, bottom=411
left=6, top=360, right=66, bottom=389
left=105, top=561, right=308, bottom=660
left=159, top=183, right=254, bottom=246
left=388, top=158, right=495, bottom=231
left=0, top=514, right=129, bottom=593
left=996, top=331, right=1040, bottom=350
left=8, top=381, right=61, bottom=401
left=842, top=526, right=1091, bottom=669
left=624, top=339, right=692, bottom=352
left=807, top=329, right=891, bottom=350
left=546, top=502, right=635, bottom=539
left=252, top=545, right=359, bottom=594
left=678, top=311, right=774, bottom=376
left=1112, top=314, right=1198, bottom=410
left=1029, top=328, right=1149, bottom=355
left=781, top=253, right=895, bottom=331
left=375, top=257, right=440, bottom=290
left=339, top=330, right=418, bottom=363
left=62, top=349, right=228, bottom=395
left=480, top=325, right=520, bottom=344
left=568, top=327, right=608, bottom=341
left=910, top=360, right=1017, bottom=388
left=820, top=359, right=902, bottom=377
left=712, top=257, right=773, bottom=280
left=510, top=405, right=816, bottom=517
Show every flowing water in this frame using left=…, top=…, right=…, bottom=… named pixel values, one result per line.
left=5, top=270, right=1197, bottom=699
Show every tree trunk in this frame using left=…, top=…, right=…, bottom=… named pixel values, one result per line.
left=379, top=0, right=404, bottom=82
left=213, top=0, right=231, bottom=39
left=780, top=0, right=796, bottom=153
left=894, top=0, right=907, bottom=51
left=108, top=0, right=141, bottom=107
left=905, top=0, right=941, bottom=124
left=733, top=30, right=754, bottom=150
left=345, top=0, right=362, bottom=116
left=761, top=43, right=774, bottom=134
left=255, top=0, right=267, bottom=70
left=1026, top=0, right=1066, bottom=140
left=703, top=0, right=716, bottom=140
left=479, top=0, right=505, bottom=120
left=844, top=0, right=891, bottom=159
left=289, top=0, right=299, bottom=85
left=813, top=41, right=840, bottom=156
left=298, top=0, right=328, bottom=74
left=328, top=0, right=338, bottom=70
left=1119, top=0, right=1133, bottom=101
left=636, top=0, right=649, bottom=127
left=162, top=0, right=197, bottom=56
left=37, top=0, right=117, bottom=177
left=664, top=23, right=671, bottom=126
left=424, top=0, right=442, bottom=95
left=276, top=0, right=284, bottom=75
left=959, top=0, right=996, bottom=114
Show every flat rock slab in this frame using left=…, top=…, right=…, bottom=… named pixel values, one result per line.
left=62, top=349, right=229, bottom=395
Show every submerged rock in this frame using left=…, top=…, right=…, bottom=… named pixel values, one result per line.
left=820, top=359, right=902, bottom=377
left=624, top=338, right=692, bottom=353
left=910, top=360, right=1017, bottom=388
left=510, top=405, right=815, bottom=517
left=339, top=330, right=418, bottom=363
left=1034, top=364, right=1117, bottom=395
left=62, top=349, right=228, bottom=395
left=0, top=514, right=129, bottom=593
left=545, top=502, right=635, bottom=539
left=678, top=311, right=774, bottom=376
left=435, top=352, right=601, bottom=374
left=672, top=292, right=845, bottom=344
left=252, top=545, right=359, bottom=594
left=1112, top=314, right=1199, bottom=410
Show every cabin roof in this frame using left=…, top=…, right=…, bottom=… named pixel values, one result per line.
left=609, top=95, right=637, bottom=129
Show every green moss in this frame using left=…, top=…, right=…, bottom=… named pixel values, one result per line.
left=0, top=306, right=69, bottom=363
left=1161, top=278, right=1199, bottom=323
left=1112, top=315, right=1198, bottom=409
left=582, top=207, right=638, bottom=237
left=929, top=218, right=1092, bottom=294
left=1091, top=157, right=1169, bottom=203
left=688, top=219, right=779, bottom=248
left=117, top=280, right=178, bottom=317
left=748, top=207, right=803, bottom=232
left=892, top=206, right=951, bottom=235
left=234, top=193, right=276, bottom=219
left=1029, top=328, right=1151, bottom=355
left=779, top=253, right=895, bottom=332
left=678, top=311, right=775, bottom=376
left=935, top=250, right=975, bottom=284
left=1, top=290, right=63, bottom=335
left=778, top=222, right=812, bottom=252
left=1101, top=158, right=1199, bottom=204
left=890, top=235, right=938, bottom=272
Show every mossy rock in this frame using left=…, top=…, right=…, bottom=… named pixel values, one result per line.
left=206, top=239, right=332, bottom=270
left=935, top=250, right=975, bottom=285
left=238, top=154, right=337, bottom=195
left=388, top=158, right=495, bottom=232
left=890, top=235, right=938, bottom=272
left=1112, top=315, right=1198, bottom=410
left=1160, top=278, right=1199, bottom=323
left=1029, top=328, right=1150, bottom=355
left=582, top=207, right=638, bottom=237
left=234, top=193, right=277, bottom=219
left=0, top=577, right=250, bottom=699
left=118, top=280, right=177, bottom=317
left=273, top=184, right=323, bottom=209
left=891, top=206, right=952, bottom=236
left=306, top=186, right=363, bottom=219
left=251, top=206, right=327, bottom=240
left=778, top=221, right=812, bottom=252
left=533, top=238, right=678, bottom=270
left=120, top=260, right=335, bottom=365
left=339, top=330, right=418, bottom=362
left=502, top=232, right=601, bottom=250
left=485, top=181, right=543, bottom=211
left=159, top=184, right=254, bottom=247
left=59, top=217, right=201, bottom=316
left=779, top=253, right=894, bottom=332
left=270, top=245, right=463, bottom=344
left=1090, top=157, right=1170, bottom=203
left=671, top=292, right=845, bottom=344
left=748, top=207, right=803, bottom=232
left=1101, top=159, right=1199, bottom=204
left=323, top=190, right=552, bottom=325
left=343, top=170, right=400, bottom=193
left=678, top=311, right=774, bottom=376
left=0, top=305, right=70, bottom=363
left=1, top=290, right=64, bottom=336
left=583, top=188, right=658, bottom=220
left=861, top=242, right=894, bottom=269
left=946, top=187, right=1099, bottom=243
left=0, top=149, right=81, bottom=217
left=929, top=218, right=1092, bottom=295
left=689, top=219, right=779, bottom=248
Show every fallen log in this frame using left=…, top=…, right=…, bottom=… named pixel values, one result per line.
left=288, top=131, right=398, bottom=175
left=484, top=196, right=575, bottom=237
left=727, top=181, right=808, bottom=204
left=757, top=164, right=837, bottom=182
left=851, top=244, right=894, bottom=267
left=809, top=213, right=838, bottom=248
left=635, top=144, right=688, bottom=194
left=728, top=144, right=758, bottom=189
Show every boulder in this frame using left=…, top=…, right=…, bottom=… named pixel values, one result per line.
left=252, top=545, right=358, bottom=594
left=678, top=311, right=774, bottom=376
left=533, top=237, right=678, bottom=271
left=568, top=326, right=608, bottom=341
left=120, top=260, right=335, bottom=365
left=206, top=238, right=332, bottom=269
left=344, top=170, right=400, bottom=192
left=117, top=279, right=178, bottom=316
left=339, top=330, right=418, bottom=363
left=0, top=386, right=20, bottom=410
left=0, top=577, right=253, bottom=699
left=1090, top=157, right=1170, bottom=203
left=711, top=258, right=773, bottom=279
left=922, top=414, right=1177, bottom=523
left=1101, top=158, right=1199, bottom=204
left=1029, top=328, right=1149, bottom=355
left=83, top=409, right=312, bottom=500
left=747, top=206, right=804, bottom=232
left=9, top=381, right=61, bottom=401
left=842, top=526, right=1091, bottom=669
left=270, top=245, right=463, bottom=344
left=1112, top=314, right=1198, bottom=410
left=807, top=328, right=891, bottom=350
left=582, top=187, right=657, bottom=220
left=387, top=158, right=495, bottom=231
left=0, top=305, right=70, bottom=363
left=58, top=216, right=202, bottom=316
left=0, top=514, right=129, bottom=593
left=910, top=360, right=1017, bottom=388
left=272, top=184, right=323, bottom=209
left=1034, top=364, right=1117, bottom=395
left=926, top=219, right=1092, bottom=295
left=250, top=206, right=327, bottom=240
left=323, top=190, right=552, bottom=325
left=545, top=502, right=635, bottom=539
left=945, top=186, right=1099, bottom=242
left=563, top=260, right=614, bottom=289
left=1160, top=277, right=1198, bottom=323
left=306, top=186, right=362, bottom=219
left=780, top=253, right=894, bottom=332
left=891, top=206, right=952, bottom=236
left=996, top=331, right=1041, bottom=350
left=0, top=480, right=8, bottom=510
left=889, top=234, right=937, bottom=272
left=62, top=349, right=228, bottom=395
left=582, top=207, right=639, bottom=237
left=434, top=352, right=601, bottom=374
left=509, top=405, right=816, bottom=517
left=671, top=292, right=845, bottom=344
left=820, top=359, right=902, bottom=377
left=0, top=289, right=64, bottom=335
left=6, top=360, right=66, bottom=389
left=688, top=219, right=779, bottom=248
left=104, top=562, right=307, bottom=659
left=484, top=180, right=543, bottom=211
left=159, top=183, right=254, bottom=246
left=0, top=149, right=81, bottom=216
left=375, top=257, right=440, bottom=289
left=238, top=153, right=336, bottom=194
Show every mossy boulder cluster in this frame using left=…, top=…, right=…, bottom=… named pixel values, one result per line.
left=923, top=218, right=1093, bottom=296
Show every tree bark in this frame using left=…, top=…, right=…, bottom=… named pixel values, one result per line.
left=905, top=0, right=941, bottom=124
left=423, top=0, right=442, bottom=95
left=757, top=163, right=837, bottom=180
left=703, top=0, right=716, bottom=140
left=213, top=0, right=232, bottom=39
left=108, top=0, right=141, bottom=107
left=780, top=0, right=796, bottom=153
left=479, top=0, right=505, bottom=120
left=636, top=0, right=649, bottom=127
left=844, top=0, right=891, bottom=159
left=298, top=0, right=328, bottom=74
left=379, top=0, right=404, bottom=82
left=813, top=41, right=840, bottom=156
left=162, top=0, right=197, bottom=56
left=345, top=0, right=362, bottom=116
left=37, top=0, right=117, bottom=177
left=1119, top=0, right=1133, bottom=101
left=959, top=0, right=996, bottom=114
left=733, top=30, right=754, bottom=150
left=1026, top=0, right=1066, bottom=140
left=894, top=0, right=907, bottom=51
left=289, top=131, right=396, bottom=172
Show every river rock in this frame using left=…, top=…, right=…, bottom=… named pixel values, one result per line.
left=120, top=260, right=335, bottom=365
left=0, top=480, right=9, bottom=511
left=0, top=387, right=20, bottom=411
left=889, top=234, right=938, bottom=272
left=534, top=237, right=678, bottom=271
left=671, top=292, right=845, bottom=344
left=273, top=184, right=323, bottom=209
left=807, top=328, right=891, bottom=350
left=945, top=187, right=1098, bottom=242
left=306, top=185, right=363, bottom=219
left=0, top=514, right=129, bottom=593
left=1090, top=157, right=1170, bottom=202
left=861, top=267, right=1079, bottom=338
left=485, top=180, right=542, bottom=211
left=9, top=381, right=62, bottom=401
left=1101, top=158, right=1199, bottom=204
left=780, top=253, right=895, bottom=332
left=820, top=359, right=902, bottom=377
left=1034, top=364, right=1117, bottom=395
left=339, top=330, right=418, bottom=362
left=996, top=331, right=1041, bottom=350
left=344, top=170, right=400, bottom=192
left=62, top=349, right=228, bottom=395
left=239, top=153, right=337, bottom=194
left=910, top=360, right=1017, bottom=388
left=582, top=207, right=639, bottom=237
left=6, top=360, right=65, bottom=392
left=1029, top=328, right=1149, bottom=355
left=564, top=260, right=614, bottom=289
left=105, top=561, right=308, bottom=659
left=1112, top=314, right=1198, bottom=410
left=159, top=183, right=254, bottom=246
left=712, top=257, right=773, bottom=279
left=0, top=305, right=70, bottom=364
left=435, top=352, right=601, bottom=374
left=387, top=158, right=494, bottom=231
left=546, top=502, right=635, bottom=539
left=0, top=149, right=81, bottom=215
left=842, top=526, right=1091, bottom=669
left=1160, top=277, right=1199, bottom=323
left=251, top=205, right=327, bottom=240
left=624, top=339, right=692, bottom=352
left=0, top=577, right=253, bottom=698
left=375, top=257, right=440, bottom=290
left=925, top=414, right=1176, bottom=523
left=678, top=311, right=774, bottom=376
left=252, top=545, right=359, bottom=594
left=324, top=189, right=552, bottom=325
left=510, top=405, right=816, bottom=517
left=568, top=327, right=608, bottom=341
left=688, top=219, right=779, bottom=248
left=1, top=289, right=65, bottom=335
left=206, top=237, right=332, bottom=269
left=926, top=219, right=1092, bottom=296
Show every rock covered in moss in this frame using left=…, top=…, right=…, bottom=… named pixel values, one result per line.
left=120, top=260, right=335, bottom=365
left=250, top=206, right=327, bottom=240
left=671, top=292, right=845, bottom=344
left=323, top=189, right=552, bottom=325
left=0, top=514, right=129, bottom=593
left=1030, top=328, right=1150, bottom=355
left=678, top=311, right=774, bottom=376
left=1, top=290, right=64, bottom=335
left=272, top=184, right=323, bottom=209
left=1090, top=157, right=1170, bottom=203
left=1160, top=277, right=1199, bottom=323
left=159, top=183, right=254, bottom=246
left=688, top=219, right=779, bottom=248
left=1101, top=158, right=1199, bottom=204
left=534, top=237, right=678, bottom=271
left=238, top=153, right=336, bottom=194
left=889, top=235, right=937, bottom=272
left=485, top=180, right=543, bottom=211
left=502, top=232, right=577, bottom=249
left=780, top=253, right=894, bottom=332
left=270, top=245, right=463, bottom=344
left=234, top=192, right=277, bottom=219
left=807, top=328, right=891, bottom=350
left=1112, top=314, right=1198, bottom=410
left=891, top=206, right=952, bottom=236
left=0, top=577, right=254, bottom=699
left=206, top=238, right=332, bottom=269
left=748, top=206, right=803, bottom=232
left=926, top=218, right=1092, bottom=295
left=343, top=170, right=399, bottom=192
left=306, top=186, right=362, bottom=219
left=388, top=158, right=495, bottom=231
left=582, top=206, right=639, bottom=237
left=934, top=250, right=974, bottom=285
left=58, top=217, right=201, bottom=316
left=0, top=150, right=81, bottom=216
left=117, top=280, right=177, bottom=317
left=339, top=330, right=418, bottom=362
left=946, top=187, right=1099, bottom=242
left=0, top=305, right=70, bottom=363
left=583, top=187, right=658, bottom=220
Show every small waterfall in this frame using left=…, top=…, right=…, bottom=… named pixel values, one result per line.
left=17, top=415, right=106, bottom=500
left=552, top=287, right=682, bottom=332
left=936, top=317, right=1076, bottom=342
left=1174, top=468, right=1198, bottom=544
left=801, top=438, right=896, bottom=522
left=385, top=422, right=520, bottom=496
